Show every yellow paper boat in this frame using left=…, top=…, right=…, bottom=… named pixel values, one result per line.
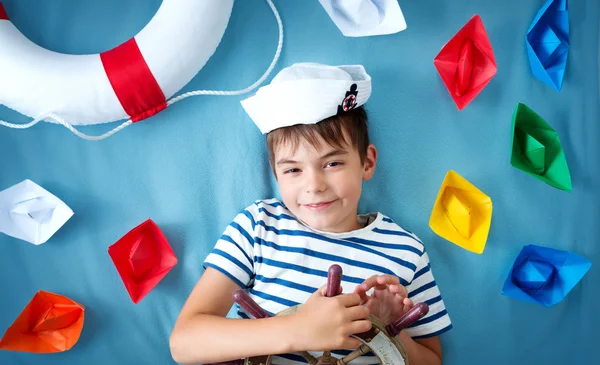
left=429, top=170, right=493, bottom=254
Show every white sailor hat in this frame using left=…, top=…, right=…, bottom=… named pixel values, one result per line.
left=241, top=63, right=371, bottom=134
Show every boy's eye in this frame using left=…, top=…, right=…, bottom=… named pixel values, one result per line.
left=325, top=161, right=343, bottom=168
left=283, top=168, right=301, bottom=174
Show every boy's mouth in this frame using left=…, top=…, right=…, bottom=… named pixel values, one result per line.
left=302, top=200, right=336, bottom=211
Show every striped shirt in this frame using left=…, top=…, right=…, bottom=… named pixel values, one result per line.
left=204, top=199, right=452, bottom=365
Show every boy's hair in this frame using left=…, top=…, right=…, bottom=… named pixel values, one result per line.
left=266, top=106, right=370, bottom=175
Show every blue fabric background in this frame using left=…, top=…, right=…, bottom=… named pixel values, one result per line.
left=0, top=1, right=597, bottom=364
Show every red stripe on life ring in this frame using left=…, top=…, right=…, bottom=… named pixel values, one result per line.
left=100, top=38, right=167, bottom=123
left=0, top=3, right=9, bottom=20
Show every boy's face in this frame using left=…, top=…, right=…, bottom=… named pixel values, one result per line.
left=273, top=131, right=377, bottom=233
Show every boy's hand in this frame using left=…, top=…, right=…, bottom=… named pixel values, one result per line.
left=291, top=285, right=372, bottom=351
left=354, top=275, right=414, bottom=326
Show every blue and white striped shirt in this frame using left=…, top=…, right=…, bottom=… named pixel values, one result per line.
left=204, top=199, right=452, bottom=365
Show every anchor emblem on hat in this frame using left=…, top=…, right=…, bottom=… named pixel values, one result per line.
left=338, top=83, right=358, bottom=113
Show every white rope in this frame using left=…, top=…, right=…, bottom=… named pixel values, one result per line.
left=0, top=113, right=134, bottom=141
left=0, top=0, right=283, bottom=141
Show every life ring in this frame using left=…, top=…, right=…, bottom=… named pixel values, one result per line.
left=0, top=0, right=283, bottom=140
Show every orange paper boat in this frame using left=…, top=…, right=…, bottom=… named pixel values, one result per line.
left=0, top=291, right=84, bottom=353
left=108, top=218, right=178, bottom=304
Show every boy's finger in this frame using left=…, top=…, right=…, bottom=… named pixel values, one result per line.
left=357, top=275, right=380, bottom=291
left=355, top=281, right=372, bottom=293
left=317, top=284, right=328, bottom=296
left=376, top=275, right=400, bottom=286
left=397, top=298, right=414, bottom=314
left=338, top=293, right=362, bottom=307
left=389, top=284, right=408, bottom=297
left=372, top=283, right=390, bottom=291
left=359, top=275, right=393, bottom=291
left=393, top=291, right=411, bottom=305
left=355, top=289, right=369, bottom=304
left=346, top=305, right=370, bottom=321
left=348, top=319, right=373, bottom=336
left=360, top=275, right=401, bottom=292
left=338, top=337, right=363, bottom=350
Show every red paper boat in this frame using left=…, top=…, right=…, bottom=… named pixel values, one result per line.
left=0, top=291, right=84, bottom=353
left=434, top=15, right=497, bottom=110
left=108, top=219, right=177, bottom=304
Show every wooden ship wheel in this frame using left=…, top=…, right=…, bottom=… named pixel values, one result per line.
left=209, top=265, right=429, bottom=365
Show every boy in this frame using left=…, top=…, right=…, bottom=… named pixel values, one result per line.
left=170, top=63, right=452, bottom=365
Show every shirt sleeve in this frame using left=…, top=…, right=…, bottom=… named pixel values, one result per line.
left=404, top=249, right=453, bottom=339
left=203, top=208, right=256, bottom=289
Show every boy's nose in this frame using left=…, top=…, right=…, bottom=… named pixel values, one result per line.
left=305, top=171, right=327, bottom=193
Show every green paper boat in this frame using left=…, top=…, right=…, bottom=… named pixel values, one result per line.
left=510, top=103, right=572, bottom=191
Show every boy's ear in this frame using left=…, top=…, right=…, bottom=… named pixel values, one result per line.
left=362, top=144, right=377, bottom=181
